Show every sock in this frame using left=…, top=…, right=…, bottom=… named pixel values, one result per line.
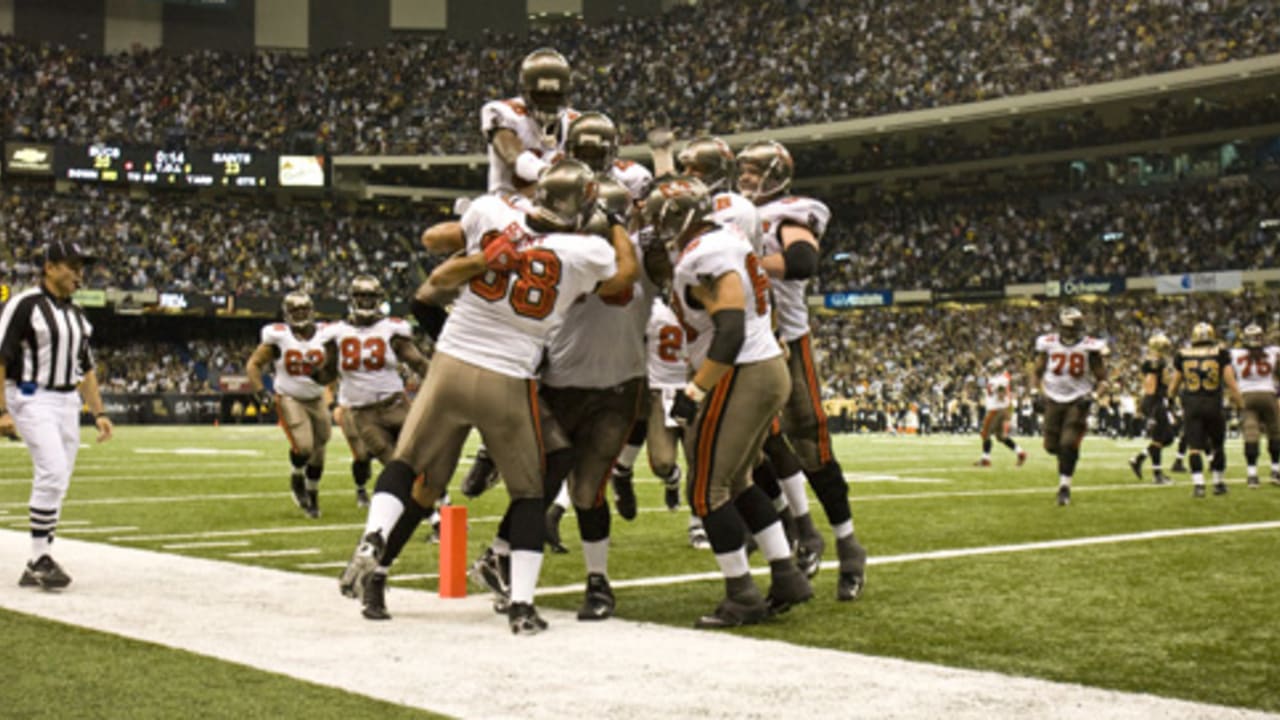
left=753, top=522, right=791, bottom=562
left=1000, top=437, right=1018, bottom=452
left=509, top=549, right=543, bottom=605
left=1059, top=474, right=1072, bottom=489
left=1148, top=445, right=1162, bottom=471
left=289, top=450, right=307, bottom=473
left=982, top=437, right=992, bottom=455
left=831, top=519, right=854, bottom=541
left=615, top=444, right=642, bottom=472
left=778, top=471, right=810, bottom=516
left=713, top=547, right=750, bottom=579
left=1212, top=471, right=1224, bottom=485
left=582, top=539, right=609, bottom=576
left=492, top=537, right=511, bottom=556
left=554, top=482, right=571, bottom=510
left=305, top=464, right=322, bottom=492
left=1190, top=453, right=1205, bottom=485
left=352, top=458, right=372, bottom=488
left=29, top=506, right=56, bottom=561
left=364, top=493, right=405, bottom=538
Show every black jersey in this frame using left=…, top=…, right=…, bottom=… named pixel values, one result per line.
left=1140, top=356, right=1168, bottom=399
left=1173, top=345, right=1232, bottom=401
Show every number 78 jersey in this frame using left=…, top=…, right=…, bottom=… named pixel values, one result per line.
left=1034, top=333, right=1107, bottom=403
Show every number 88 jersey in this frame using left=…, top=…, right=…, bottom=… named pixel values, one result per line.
left=261, top=323, right=328, bottom=401
left=317, top=317, right=413, bottom=407
left=1034, top=333, right=1107, bottom=403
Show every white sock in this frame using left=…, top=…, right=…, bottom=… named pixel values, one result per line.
left=1059, top=475, right=1072, bottom=488
left=363, top=493, right=404, bottom=538
left=713, top=547, right=750, bottom=578
left=1212, top=471, right=1223, bottom=484
left=492, top=537, right=511, bottom=556
left=688, top=515, right=704, bottom=530
left=582, top=538, right=609, bottom=576
left=509, top=549, right=543, bottom=605
left=771, top=494, right=788, bottom=512
left=778, top=472, right=810, bottom=516
left=754, top=521, right=791, bottom=562
left=1247, top=465, right=1258, bottom=478
left=305, top=478, right=320, bottom=492
left=1192, top=473, right=1205, bottom=486
left=554, top=482, right=570, bottom=510
left=615, top=444, right=642, bottom=470
left=30, top=536, right=52, bottom=561
left=982, top=453, right=991, bottom=461
left=832, top=519, right=854, bottom=540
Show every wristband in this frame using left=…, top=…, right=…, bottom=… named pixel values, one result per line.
left=514, top=151, right=549, bottom=183
left=684, top=382, right=707, bottom=404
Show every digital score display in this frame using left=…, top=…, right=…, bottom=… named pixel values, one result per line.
left=58, top=145, right=276, bottom=188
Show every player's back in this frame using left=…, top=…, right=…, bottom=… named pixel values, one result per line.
left=672, top=228, right=779, bottom=368
left=1230, top=346, right=1280, bottom=394
left=1175, top=345, right=1231, bottom=401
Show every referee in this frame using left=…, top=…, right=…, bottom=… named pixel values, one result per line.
left=0, top=240, right=113, bottom=590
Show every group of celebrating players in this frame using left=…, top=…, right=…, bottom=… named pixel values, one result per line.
left=245, top=48, right=1279, bottom=635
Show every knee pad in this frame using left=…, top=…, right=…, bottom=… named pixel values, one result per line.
left=352, top=458, right=372, bottom=485
left=289, top=451, right=308, bottom=469
left=701, top=502, right=745, bottom=555
left=574, top=503, right=611, bottom=543
left=305, top=464, right=323, bottom=481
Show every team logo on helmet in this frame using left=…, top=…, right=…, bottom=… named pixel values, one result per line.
left=532, top=158, right=598, bottom=232
left=735, top=140, right=793, bottom=203
left=1147, top=332, right=1172, bottom=356
left=1190, top=321, right=1216, bottom=346
left=566, top=112, right=618, bottom=174
left=677, top=137, right=737, bottom=193
left=282, top=291, right=315, bottom=332
left=520, top=48, right=572, bottom=128
left=1242, top=323, right=1264, bottom=348
left=348, top=275, right=385, bottom=325
left=643, top=176, right=713, bottom=250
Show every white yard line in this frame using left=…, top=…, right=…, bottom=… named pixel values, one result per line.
left=162, top=540, right=252, bottom=550
left=294, top=561, right=351, bottom=570
left=0, top=530, right=1270, bottom=720
left=56, top=526, right=140, bottom=535
left=225, top=548, right=322, bottom=558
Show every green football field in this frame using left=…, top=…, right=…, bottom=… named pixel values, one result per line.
left=2, top=424, right=1279, bottom=716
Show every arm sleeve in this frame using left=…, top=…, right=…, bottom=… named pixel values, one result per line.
left=0, top=297, right=34, bottom=367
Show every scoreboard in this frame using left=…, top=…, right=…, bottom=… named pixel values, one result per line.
left=57, top=144, right=278, bottom=188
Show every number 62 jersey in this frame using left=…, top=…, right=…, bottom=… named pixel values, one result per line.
left=260, top=323, right=328, bottom=401
left=1034, top=333, right=1107, bottom=403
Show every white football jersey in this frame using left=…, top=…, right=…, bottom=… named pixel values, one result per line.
left=712, top=191, right=763, bottom=255
left=318, top=318, right=413, bottom=407
left=1230, top=346, right=1280, bottom=394
left=436, top=216, right=618, bottom=379
left=260, top=323, right=328, bottom=401
left=543, top=231, right=655, bottom=389
left=647, top=297, right=689, bottom=389
left=985, top=371, right=1012, bottom=411
left=671, top=227, right=781, bottom=369
left=1034, top=334, right=1107, bottom=403
left=609, top=159, right=653, bottom=201
left=758, top=195, right=831, bottom=342
left=481, top=97, right=578, bottom=196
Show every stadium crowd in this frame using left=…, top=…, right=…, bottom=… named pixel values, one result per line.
left=3, top=0, right=1278, bottom=154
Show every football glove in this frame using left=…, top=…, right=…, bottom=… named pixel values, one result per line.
left=669, top=383, right=706, bottom=426
left=254, top=389, right=274, bottom=409
left=482, top=232, right=522, bottom=273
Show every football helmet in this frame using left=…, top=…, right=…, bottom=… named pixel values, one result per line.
left=282, top=291, right=314, bottom=332
left=1190, top=322, right=1216, bottom=346
left=520, top=48, right=571, bottom=128
left=642, top=176, right=713, bottom=250
left=735, top=140, right=793, bottom=203
left=1058, top=306, right=1084, bottom=345
left=1147, top=332, right=1172, bottom=356
left=582, top=177, right=631, bottom=236
left=1242, top=323, right=1264, bottom=348
left=531, top=158, right=598, bottom=232
left=677, top=136, right=736, bottom=193
left=565, top=112, right=618, bottom=174
left=349, top=275, right=385, bottom=325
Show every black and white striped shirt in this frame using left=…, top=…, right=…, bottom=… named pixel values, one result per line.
left=0, top=286, right=95, bottom=390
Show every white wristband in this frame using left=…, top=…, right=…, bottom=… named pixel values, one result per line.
left=684, top=382, right=707, bottom=404
left=514, top=151, right=549, bottom=183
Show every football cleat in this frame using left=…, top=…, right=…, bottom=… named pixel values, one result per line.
left=576, top=573, right=616, bottom=621
left=1192, top=485, right=1206, bottom=499
left=835, top=535, right=868, bottom=602
left=339, top=531, right=385, bottom=599
left=837, top=571, right=866, bottom=602
left=765, top=564, right=813, bottom=616
left=19, top=555, right=71, bottom=590
left=612, top=468, right=638, bottom=521
left=1153, top=472, right=1173, bottom=486
left=688, top=525, right=711, bottom=550
left=361, top=573, right=391, bottom=620
left=1128, top=455, right=1145, bottom=481
left=290, top=473, right=309, bottom=513
left=695, top=591, right=769, bottom=629
left=973, top=458, right=991, bottom=467
left=545, top=504, right=568, bottom=554
left=355, top=487, right=370, bottom=508
left=1171, top=458, right=1188, bottom=473
left=1056, top=486, right=1071, bottom=506
left=461, top=449, right=499, bottom=499
left=305, top=490, right=320, bottom=519
left=663, top=467, right=682, bottom=511
left=509, top=602, right=549, bottom=635
left=425, top=516, right=441, bottom=544
left=1213, top=481, right=1229, bottom=496
left=795, top=533, right=825, bottom=579
left=1016, top=450, right=1028, bottom=467
left=1271, top=469, right=1280, bottom=485
left=1247, top=476, right=1260, bottom=489
left=469, top=548, right=511, bottom=607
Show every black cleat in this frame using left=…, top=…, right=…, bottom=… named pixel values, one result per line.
left=509, top=602, right=548, bottom=635
left=1192, top=484, right=1206, bottom=499
left=355, top=487, right=370, bottom=508
left=545, top=504, right=568, bottom=554
left=765, top=563, right=813, bottom=616
left=576, top=573, right=616, bottom=621
left=837, top=571, right=865, bottom=601
left=795, top=533, right=825, bottom=579
left=19, top=555, right=71, bottom=590
left=1213, top=481, right=1229, bottom=496
left=361, top=573, right=391, bottom=620
left=835, top=536, right=868, bottom=602
left=695, top=592, right=769, bottom=629
left=1248, top=476, right=1260, bottom=489
left=1271, top=468, right=1280, bottom=486
left=1056, top=486, right=1071, bottom=506
left=1153, top=471, right=1173, bottom=486
left=1128, top=454, right=1145, bottom=481
left=461, top=449, right=499, bottom=498
left=305, top=490, right=320, bottom=519
left=290, top=473, right=309, bottom=512
left=662, top=467, right=682, bottom=511
left=612, top=468, right=637, bottom=521
left=339, top=531, right=385, bottom=599
left=469, top=548, right=510, bottom=611
left=1171, top=458, right=1188, bottom=473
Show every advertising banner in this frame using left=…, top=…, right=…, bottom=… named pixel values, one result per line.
left=1154, top=271, right=1244, bottom=295
left=1044, top=277, right=1125, bottom=297
left=824, top=291, right=893, bottom=309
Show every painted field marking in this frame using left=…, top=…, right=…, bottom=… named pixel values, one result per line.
left=391, top=573, right=439, bottom=583
left=535, top=519, right=1280, bottom=597
left=57, top=526, right=140, bottom=535
left=0, top=492, right=281, bottom=510
left=162, top=540, right=252, bottom=550
left=0, top=472, right=285, bottom=486
left=294, top=561, right=350, bottom=570
left=134, top=448, right=264, bottom=456
left=226, top=548, right=322, bottom=559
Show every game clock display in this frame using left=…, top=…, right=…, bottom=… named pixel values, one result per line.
left=57, top=144, right=278, bottom=188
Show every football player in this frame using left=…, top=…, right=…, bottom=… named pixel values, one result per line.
left=1128, top=332, right=1176, bottom=485
left=1030, top=307, right=1109, bottom=506
left=482, top=47, right=577, bottom=198
left=1169, top=322, right=1242, bottom=497
left=1228, top=323, right=1278, bottom=487
left=678, top=136, right=762, bottom=254
left=333, top=403, right=374, bottom=507
left=645, top=176, right=811, bottom=628
left=341, top=160, right=635, bottom=634
left=565, top=112, right=654, bottom=203
left=246, top=292, right=331, bottom=518
left=975, top=357, right=1027, bottom=467
left=737, top=140, right=867, bottom=600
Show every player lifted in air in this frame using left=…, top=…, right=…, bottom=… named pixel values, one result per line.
left=246, top=292, right=332, bottom=518
left=1031, top=307, right=1108, bottom=506
left=1169, top=322, right=1243, bottom=497
left=482, top=47, right=578, bottom=198
left=1229, top=324, right=1280, bottom=487
left=1128, top=332, right=1176, bottom=485
left=974, top=357, right=1026, bottom=467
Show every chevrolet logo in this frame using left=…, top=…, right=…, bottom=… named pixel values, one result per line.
left=10, top=147, right=50, bottom=166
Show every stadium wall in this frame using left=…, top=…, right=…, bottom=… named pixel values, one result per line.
left=0, top=0, right=13, bottom=35
left=389, top=0, right=445, bottom=31
left=13, top=0, right=103, bottom=52
left=256, top=0, right=307, bottom=50
left=309, top=0, right=389, bottom=51
left=104, top=0, right=161, bottom=53
left=161, top=0, right=255, bottom=53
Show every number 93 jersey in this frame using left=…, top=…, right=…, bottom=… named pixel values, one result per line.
left=671, top=228, right=781, bottom=369
left=261, top=323, right=328, bottom=401
left=758, top=195, right=831, bottom=342
left=1034, top=333, right=1107, bottom=403
left=435, top=196, right=619, bottom=379
left=317, top=318, right=412, bottom=407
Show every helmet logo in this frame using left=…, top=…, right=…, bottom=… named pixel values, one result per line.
left=537, top=78, right=561, bottom=91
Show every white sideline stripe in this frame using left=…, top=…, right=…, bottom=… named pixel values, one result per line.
left=162, top=540, right=252, bottom=550
left=1, top=473, right=293, bottom=486
left=390, top=573, right=439, bottom=582
left=535, top=520, right=1280, bottom=597
left=225, top=548, right=321, bottom=558
left=134, top=448, right=263, bottom=456
left=0, top=531, right=1269, bottom=720
left=0, top=492, right=281, bottom=510
left=57, top=526, right=139, bottom=535
left=294, top=561, right=350, bottom=570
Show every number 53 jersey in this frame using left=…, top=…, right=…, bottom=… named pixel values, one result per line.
left=1034, top=333, right=1107, bottom=403
left=317, top=317, right=413, bottom=407
left=435, top=196, right=619, bottom=379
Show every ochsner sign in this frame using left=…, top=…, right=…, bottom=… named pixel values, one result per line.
left=1044, top=277, right=1123, bottom=297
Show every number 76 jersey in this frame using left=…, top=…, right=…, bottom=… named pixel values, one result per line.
left=1034, top=333, right=1107, bottom=403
